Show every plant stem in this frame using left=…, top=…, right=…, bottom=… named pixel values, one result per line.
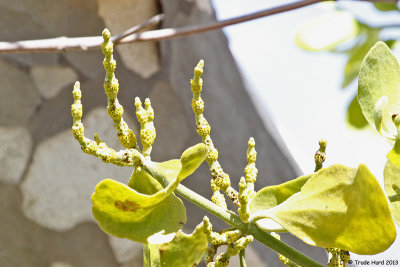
left=239, top=249, right=247, bottom=267
left=389, top=194, right=400, bottom=202
left=143, top=165, right=324, bottom=267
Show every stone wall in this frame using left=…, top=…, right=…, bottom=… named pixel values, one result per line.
left=0, top=0, right=325, bottom=266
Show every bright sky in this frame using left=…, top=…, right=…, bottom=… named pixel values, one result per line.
left=211, top=0, right=400, bottom=264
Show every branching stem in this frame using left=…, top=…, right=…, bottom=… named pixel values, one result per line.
left=142, top=165, right=324, bottom=267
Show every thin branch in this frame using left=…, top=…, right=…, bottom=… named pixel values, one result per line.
left=111, top=14, right=164, bottom=43
left=0, top=0, right=325, bottom=54
left=239, top=249, right=247, bottom=267
left=0, top=13, right=164, bottom=53
left=0, top=0, right=396, bottom=54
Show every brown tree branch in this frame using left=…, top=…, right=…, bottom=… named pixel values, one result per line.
left=0, top=0, right=396, bottom=54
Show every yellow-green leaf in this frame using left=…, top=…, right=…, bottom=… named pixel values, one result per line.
left=384, top=159, right=400, bottom=226
left=91, top=143, right=207, bottom=243
left=250, top=174, right=312, bottom=232
left=92, top=175, right=186, bottom=243
left=346, top=94, right=368, bottom=129
left=295, top=11, right=359, bottom=51
left=251, top=174, right=312, bottom=212
left=341, top=26, right=380, bottom=89
left=178, top=143, right=208, bottom=179
left=264, top=164, right=396, bottom=254
left=358, top=41, right=400, bottom=139
left=144, top=225, right=208, bottom=267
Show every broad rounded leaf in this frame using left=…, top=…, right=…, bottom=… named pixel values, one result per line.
left=358, top=41, right=400, bottom=138
left=92, top=176, right=186, bottom=243
left=384, top=159, right=400, bottom=226
left=92, top=144, right=207, bottom=243
left=295, top=11, right=358, bottom=51
left=144, top=225, right=208, bottom=267
left=250, top=174, right=312, bottom=231
left=264, top=164, right=396, bottom=254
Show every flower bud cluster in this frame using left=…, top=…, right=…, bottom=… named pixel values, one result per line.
left=101, top=28, right=137, bottom=149
left=135, top=97, right=156, bottom=158
left=71, top=82, right=143, bottom=166
left=190, top=60, right=239, bottom=207
left=314, top=138, right=327, bottom=172
left=271, top=232, right=299, bottom=267
left=202, top=217, right=253, bottom=267
left=238, top=137, right=258, bottom=222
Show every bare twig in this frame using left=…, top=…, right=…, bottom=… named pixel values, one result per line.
left=0, top=0, right=324, bottom=54
left=111, top=14, right=164, bottom=43
left=0, top=13, right=165, bottom=53
left=0, top=0, right=396, bottom=54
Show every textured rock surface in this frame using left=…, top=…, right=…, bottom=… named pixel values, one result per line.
left=149, top=81, right=192, bottom=161
left=0, top=183, right=119, bottom=267
left=0, top=127, right=32, bottom=185
left=31, top=66, right=78, bottom=99
left=97, top=0, right=160, bottom=78
left=0, top=58, right=40, bottom=126
left=21, top=108, right=137, bottom=231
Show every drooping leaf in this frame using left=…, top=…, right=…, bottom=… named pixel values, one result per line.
left=295, top=11, right=359, bottom=51
left=374, top=2, right=399, bottom=11
left=91, top=176, right=186, bottom=243
left=91, top=143, right=208, bottom=243
left=144, top=143, right=208, bottom=186
left=384, top=159, right=400, bottom=226
left=144, top=225, right=208, bottom=267
left=358, top=41, right=400, bottom=138
left=346, top=94, right=368, bottom=129
left=250, top=174, right=312, bottom=232
left=259, top=164, right=396, bottom=254
left=251, top=174, right=312, bottom=211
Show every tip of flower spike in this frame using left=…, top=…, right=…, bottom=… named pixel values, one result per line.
left=194, top=60, right=204, bottom=77
left=248, top=137, right=255, bottom=147
left=134, top=97, right=142, bottom=107
left=319, top=138, right=327, bottom=148
left=72, top=81, right=81, bottom=100
left=198, top=59, right=204, bottom=68
left=144, top=98, right=151, bottom=107
left=102, top=28, right=111, bottom=41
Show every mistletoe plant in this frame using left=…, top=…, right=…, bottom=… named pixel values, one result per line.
left=71, top=29, right=398, bottom=267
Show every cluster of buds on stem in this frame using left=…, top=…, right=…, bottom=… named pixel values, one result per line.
left=190, top=60, right=239, bottom=208
left=202, top=217, right=253, bottom=267
left=238, top=137, right=258, bottom=222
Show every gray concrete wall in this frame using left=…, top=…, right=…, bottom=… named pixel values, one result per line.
left=0, top=0, right=325, bottom=266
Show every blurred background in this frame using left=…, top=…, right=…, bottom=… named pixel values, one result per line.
left=0, top=0, right=399, bottom=266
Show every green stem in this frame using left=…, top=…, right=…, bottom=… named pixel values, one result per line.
left=389, top=194, right=400, bottom=202
left=239, top=249, right=247, bottom=267
left=143, top=165, right=324, bottom=267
